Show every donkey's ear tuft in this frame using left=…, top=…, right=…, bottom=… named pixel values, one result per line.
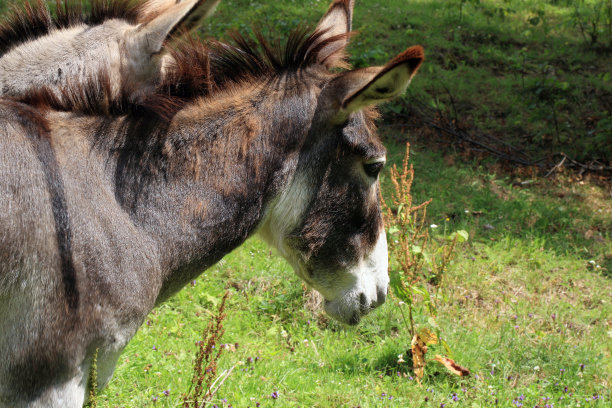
left=310, top=0, right=355, bottom=68
left=340, top=45, right=424, bottom=113
left=135, top=0, right=221, bottom=54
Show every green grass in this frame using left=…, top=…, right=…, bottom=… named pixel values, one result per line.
left=197, top=0, right=611, bottom=163
left=97, top=141, right=611, bottom=407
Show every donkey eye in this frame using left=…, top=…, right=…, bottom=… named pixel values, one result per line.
left=363, top=161, right=384, bottom=178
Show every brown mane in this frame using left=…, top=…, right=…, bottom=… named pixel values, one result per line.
left=17, top=25, right=352, bottom=122
left=0, top=0, right=141, bottom=56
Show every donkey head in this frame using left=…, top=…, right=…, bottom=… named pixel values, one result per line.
left=0, top=0, right=219, bottom=99
left=259, top=0, right=423, bottom=325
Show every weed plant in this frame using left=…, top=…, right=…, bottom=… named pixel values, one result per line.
left=381, top=143, right=469, bottom=381
left=182, top=291, right=229, bottom=408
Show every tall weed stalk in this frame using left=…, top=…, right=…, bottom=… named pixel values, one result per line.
left=182, top=291, right=229, bottom=408
left=381, top=143, right=469, bottom=380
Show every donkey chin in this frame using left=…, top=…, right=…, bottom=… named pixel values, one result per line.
left=288, top=230, right=390, bottom=326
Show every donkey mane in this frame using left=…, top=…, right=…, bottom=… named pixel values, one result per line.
left=17, top=25, right=352, bottom=122
left=0, top=0, right=143, bottom=56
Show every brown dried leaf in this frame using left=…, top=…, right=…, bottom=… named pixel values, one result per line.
left=411, top=334, right=428, bottom=381
left=434, top=355, right=470, bottom=377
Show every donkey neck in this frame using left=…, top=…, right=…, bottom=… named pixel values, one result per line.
left=105, top=79, right=322, bottom=300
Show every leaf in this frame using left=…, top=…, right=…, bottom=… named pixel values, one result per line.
left=434, top=355, right=470, bottom=377
left=441, top=339, right=454, bottom=358
left=448, top=230, right=469, bottom=242
left=387, top=226, right=400, bottom=235
left=204, top=293, right=220, bottom=307
left=418, top=327, right=438, bottom=345
left=411, top=334, right=428, bottom=382
left=389, top=271, right=412, bottom=304
left=456, top=230, right=469, bottom=242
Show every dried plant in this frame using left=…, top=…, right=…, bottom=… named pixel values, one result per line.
left=182, top=291, right=229, bottom=408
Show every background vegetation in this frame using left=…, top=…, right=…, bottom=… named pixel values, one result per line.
left=1, top=0, right=610, bottom=406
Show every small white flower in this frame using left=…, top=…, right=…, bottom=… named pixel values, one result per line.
left=534, top=365, right=540, bottom=371
left=430, top=224, right=438, bottom=229
left=589, top=260, right=596, bottom=264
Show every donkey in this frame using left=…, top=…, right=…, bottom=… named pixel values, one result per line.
left=0, top=0, right=424, bottom=406
left=0, top=0, right=220, bottom=100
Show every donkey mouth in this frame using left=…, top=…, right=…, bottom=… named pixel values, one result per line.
left=323, top=294, right=374, bottom=326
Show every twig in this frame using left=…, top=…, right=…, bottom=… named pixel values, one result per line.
left=545, top=155, right=566, bottom=177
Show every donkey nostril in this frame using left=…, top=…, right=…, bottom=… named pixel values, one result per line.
left=373, top=287, right=387, bottom=308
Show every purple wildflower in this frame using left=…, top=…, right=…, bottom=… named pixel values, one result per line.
left=579, top=363, right=585, bottom=371
left=163, top=390, right=169, bottom=396
left=256, top=403, right=260, bottom=407
left=152, top=396, right=158, bottom=402
left=271, top=391, right=278, bottom=399
left=152, top=345, right=157, bottom=350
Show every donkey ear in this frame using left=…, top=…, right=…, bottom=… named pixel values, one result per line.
left=311, top=0, right=355, bottom=68
left=135, top=0, right=221, bottom=54
left=335, top=46, right=424, bottom=116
